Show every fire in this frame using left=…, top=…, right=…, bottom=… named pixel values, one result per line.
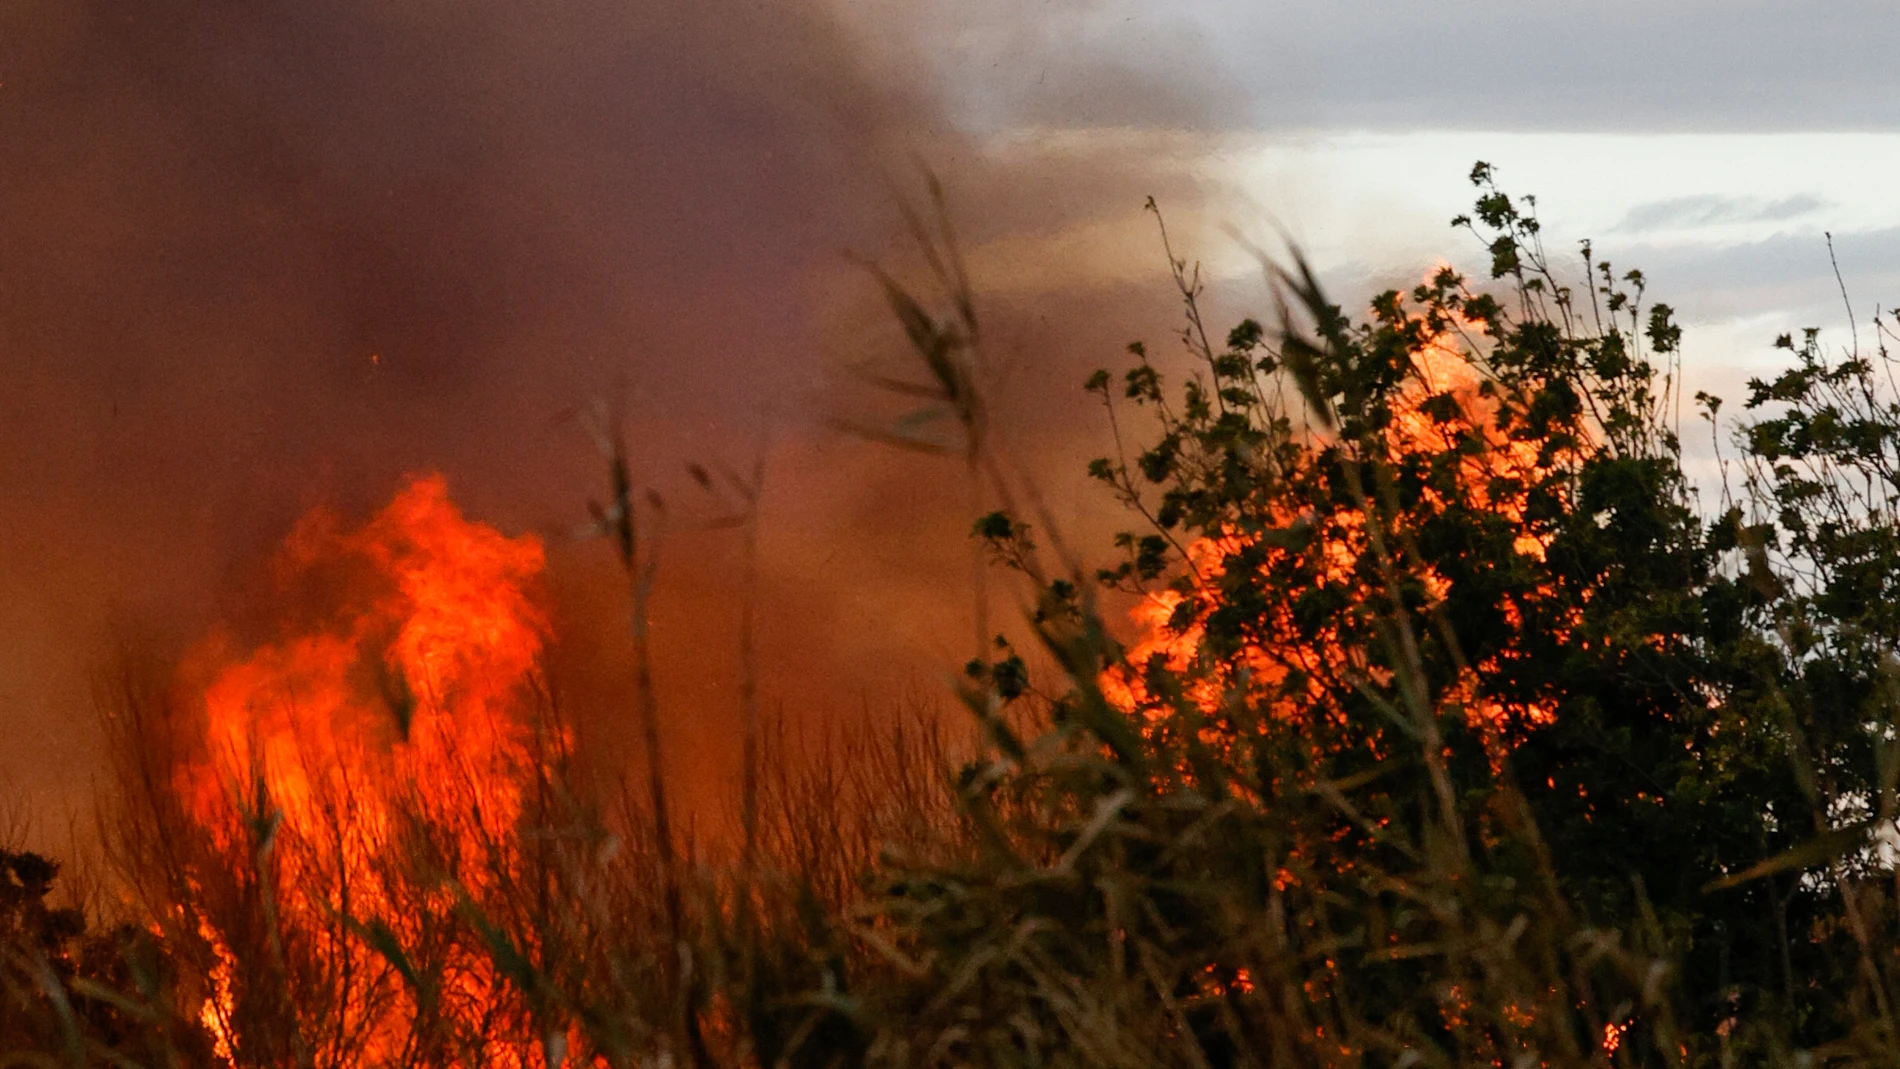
left=176, top=474, right=557, bottom=1066
left=1090, top=275, right=1601, bottom=1059
left=1104, top=277, right=1573, bottom=766
left=1603, top=1020, right=1628, bottom=1054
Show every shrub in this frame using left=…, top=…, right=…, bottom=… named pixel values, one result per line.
left=1, top=844, right=206, bottom=1065
left=840, top=164, right=1900, bottom=1068
left=46, top=162, right=1900, bottom=1069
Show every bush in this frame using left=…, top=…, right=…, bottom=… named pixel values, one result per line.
left=1, top=845, right=207, bottom=1065
left=37, top=162, right=1900, bottom=1069
left=838, top=163, right=1900, bottom=1068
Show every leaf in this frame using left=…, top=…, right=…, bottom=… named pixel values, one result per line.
left=1703, top=820, right=1874, bottom=893
left=345, top=915, right=432, bottom=1008
left=828, top=417, right=954, bottom=456
left=893, top=405, right=953, bottom=436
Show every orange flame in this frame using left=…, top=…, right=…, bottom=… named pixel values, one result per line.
left=1104, top=280, right=1573, bottom=762
left=1097, top=282, right=1608, bottom=1065
left=179, top=474, right=556, bottom=1066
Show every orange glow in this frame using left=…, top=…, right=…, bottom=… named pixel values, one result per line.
left=1095, top=281, right=1595, bottom=1056
left=177, top=474, right=558, bottom=1066
left=1104, top=281, right=1573, bottom=763
left=1603, top=1020, right=1628, bottom=1054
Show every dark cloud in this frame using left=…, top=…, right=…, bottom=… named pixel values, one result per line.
left=1337, top=0, right=1900, bottom=132
left=0, top=0, right=914, bottom=829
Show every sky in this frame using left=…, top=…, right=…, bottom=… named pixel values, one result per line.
left=3, top=0, right=1897, bottom=853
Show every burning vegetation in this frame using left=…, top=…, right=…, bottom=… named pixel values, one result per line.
left=16, top=165, right=1900, bottom=1068
left=103, top=476, right=575, bottom=1066
left=180, top=475, right=554, bottom=1065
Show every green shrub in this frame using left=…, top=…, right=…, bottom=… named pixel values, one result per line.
left=47, top=163, right=1900, bottom=1069
left=838, top=163, right=1900, bottom=1068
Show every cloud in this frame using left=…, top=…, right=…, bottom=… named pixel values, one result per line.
left=1603, top=224, right=1900, bottom=325
left=1615, top=193, right=1829, bottom=232
left=0, top=0, right=931, bottom=835
left=891, top=0, right=1900, bottom=134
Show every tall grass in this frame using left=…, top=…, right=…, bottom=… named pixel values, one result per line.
left=16, top=165, right=1900, bottom=1068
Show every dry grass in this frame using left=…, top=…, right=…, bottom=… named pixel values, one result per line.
left=15, top=171, right=1900, bottom=1069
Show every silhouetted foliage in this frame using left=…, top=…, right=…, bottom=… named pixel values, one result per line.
left=1, top=846, right=206, bottom=1065
left=840, top=164, right=1900, bottom=1068
left=32, top=163, right=1900, bottom=1069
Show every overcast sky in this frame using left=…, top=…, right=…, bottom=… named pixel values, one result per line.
left=878, top=0, right=1900, bottom=133
left=825, top=0, right=1900, bottom=424
left=5, top=0, right=1897, bottom=848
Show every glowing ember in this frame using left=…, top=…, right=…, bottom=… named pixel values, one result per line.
left=1603, top=1020, right=1628, bottom=1053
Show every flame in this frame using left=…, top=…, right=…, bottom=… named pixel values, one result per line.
left=177, top=474, right=557, bottom=1066
left=1104, top=280, right=1575, bottom=765
left=1094, top=277, right=1600, bottom=1057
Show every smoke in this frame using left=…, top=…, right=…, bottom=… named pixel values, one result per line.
left=0, top=0, right=1240, bottom=842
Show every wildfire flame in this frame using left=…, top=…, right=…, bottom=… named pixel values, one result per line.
left=177, top=474, right=556, bottom=1066
left=1094, top=274, right=1599, bottom=1059
left=1104, top=277, right=1572, bottom=760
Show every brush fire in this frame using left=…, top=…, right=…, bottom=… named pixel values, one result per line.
left=140, top=475, right=567, bottom=1066
left=9, top=125, right=1886, bottom=1062
left=1103, top=292, right=1567, bottom=765
left=123, top=276, right=1575, bottom=1067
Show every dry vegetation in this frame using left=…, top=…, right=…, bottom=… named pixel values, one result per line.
left=13, top=165, right=1900, bottom=1068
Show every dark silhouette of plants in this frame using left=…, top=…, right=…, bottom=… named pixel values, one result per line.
left=839, top=163, right=1900, bottom=1068
left=1, top=845, right=207, bottom=1066
left=34, top=161, right=1900, bottom=1069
